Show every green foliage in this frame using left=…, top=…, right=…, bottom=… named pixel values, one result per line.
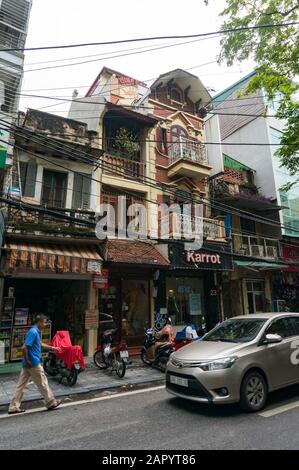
left=204, top=0, right=299, bottom=188
left=114, top=127, right=140, bottom=160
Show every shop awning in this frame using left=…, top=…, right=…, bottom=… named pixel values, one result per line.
left=3, top=241, right=103, bottom=274
left=234, top=260, right=288, bottom=271
left=104, top=240, right=170, bottom=267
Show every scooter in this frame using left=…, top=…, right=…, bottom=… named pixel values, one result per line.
left=43, top=331, right=84, bottom=386
left=141, top=326, right=199, bottom=372
left=140, top=328, right=176, bottom=372
left=44, top=352, right=81, bottom=386
left=93, top=328, right=129, bottom=378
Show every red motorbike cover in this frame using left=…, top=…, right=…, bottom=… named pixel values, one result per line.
left=51, top=331, right=85, bottom=370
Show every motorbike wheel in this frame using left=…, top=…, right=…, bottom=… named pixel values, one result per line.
left=157, top=355, right=168, bottom=372
left=115, top=353, right=126, bottom=378
left=43, top=357, right=58, bottom=377
left=140, top=349, right=152, bottom=366
left=66, top=366, right=78, bottom=386
left=93, top=350, right=108, bottom=369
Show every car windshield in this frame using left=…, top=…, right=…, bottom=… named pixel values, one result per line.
left=203, top=318, right=267, bottom=343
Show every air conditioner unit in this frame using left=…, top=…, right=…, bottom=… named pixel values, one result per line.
left=265, top=246, right=278, bottom=258
left=251, top=245, right=264, bottom=257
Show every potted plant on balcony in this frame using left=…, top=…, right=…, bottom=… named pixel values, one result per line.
left=113, top=127, right=140, bottom=161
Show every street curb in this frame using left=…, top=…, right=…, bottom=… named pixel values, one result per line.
left=0, top=377, right=166, bottom=410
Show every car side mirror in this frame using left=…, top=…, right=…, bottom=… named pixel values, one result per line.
left=264, top=333, right=283, bottom=344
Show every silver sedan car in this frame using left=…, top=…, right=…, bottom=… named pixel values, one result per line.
left=166, top=313, right=299, bottom=412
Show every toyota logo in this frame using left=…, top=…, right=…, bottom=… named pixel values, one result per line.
left=175, top=362, right=183, bottom=368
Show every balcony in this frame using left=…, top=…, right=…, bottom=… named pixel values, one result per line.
left=160, top=214, right=226, bottom=241
left=233, top=234, right=280, bottom=259
left=101, top=153, right=146, bottom=180
left=167, top=137, right=212, bottom=181
left=6, top=206, right=96, bottom=237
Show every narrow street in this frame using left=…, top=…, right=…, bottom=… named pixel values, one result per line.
left=1, top=384, right=299, bottom=450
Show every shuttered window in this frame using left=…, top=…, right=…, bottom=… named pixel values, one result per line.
left=42, top=170, right=67, bottom=209
left=19, top=161, right=37, bottom=197
left=72, top=173, right=91, bottom=210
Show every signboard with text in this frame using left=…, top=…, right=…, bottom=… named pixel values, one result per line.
left=92, top=269, right=109, bottom=289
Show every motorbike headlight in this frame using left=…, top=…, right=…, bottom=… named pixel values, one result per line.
left=198, top=356, right=238, bottom=371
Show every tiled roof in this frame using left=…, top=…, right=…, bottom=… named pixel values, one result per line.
left=105, top=240, right=169, bottom=267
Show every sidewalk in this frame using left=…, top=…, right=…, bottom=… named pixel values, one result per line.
left=0, top=360, right=165, bottom=407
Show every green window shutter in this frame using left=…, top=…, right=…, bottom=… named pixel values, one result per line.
left=24, top=162, right=37, bottom=197
left=81, top=174, right=91, bottom=210
left=19, top=161, right=37, bottom=197
left=72, top=173, right=91, bottom=210
left=72, top=173, right=82, bottom=209
left=19, top=161, right=27, bottom=195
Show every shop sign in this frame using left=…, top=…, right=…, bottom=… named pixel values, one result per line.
left=92, top=269, right=109, bottom=289
left=87, top=261, right=102, bottom=273
left=186, top=251, right=222, bottom=265
left=169, top=243, right=233, bottom=271
left=85, top=310, right=99, bottom=330
left=283, top=245, right=299, bottom=261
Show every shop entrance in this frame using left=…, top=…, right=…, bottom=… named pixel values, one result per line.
left=98, top=275, right=151, bottom=347
left=2, top=278, right=88, bottom=353
left=246, top=280, right=266, bottom=313
left=166, top=276, right=205, bottom=330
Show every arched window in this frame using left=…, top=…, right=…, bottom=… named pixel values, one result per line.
left=170, top=126, right=188, bottom=160
left=171, top=125, right=188, bottom=142
left=171, top=88, right=183, bottom=103
left=157, top=127, right=168, bottom=155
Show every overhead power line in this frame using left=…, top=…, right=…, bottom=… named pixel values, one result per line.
left=1, top=21, right=298, bottom=52
left=1, top=117, right=298, bottom=236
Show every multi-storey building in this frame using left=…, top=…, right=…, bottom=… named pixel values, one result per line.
left=211, top=71, right=299, bottom=314
left=0, top=0, right=32, bottom=183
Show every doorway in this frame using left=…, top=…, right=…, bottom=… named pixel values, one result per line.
left=246, top=280, right=266, bottom=313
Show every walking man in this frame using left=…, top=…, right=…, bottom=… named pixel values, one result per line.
left=8, top=314, right=62, bottom=414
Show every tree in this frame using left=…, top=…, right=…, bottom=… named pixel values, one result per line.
left=205, top=0, right=299, bottom=189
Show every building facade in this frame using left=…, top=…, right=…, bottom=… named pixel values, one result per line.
left=0, top=0, right=32, bottom=184
left=211, top=71, right=299, bottom=314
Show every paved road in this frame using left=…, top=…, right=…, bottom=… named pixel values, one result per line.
left=1, top=384, right=299, bottom=450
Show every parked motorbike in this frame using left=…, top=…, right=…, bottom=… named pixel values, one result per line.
left=93, top=328, right=129, bottom=378
left=141, top=325, right=198, bottom=372
left=43, top=331, right=85, bottom=386
left=140, top=328, right=175, bottom=372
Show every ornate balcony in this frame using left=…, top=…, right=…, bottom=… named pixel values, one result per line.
left=167, top=137, right=211, bottom=180
left=160, top=213, right=226, bottom=241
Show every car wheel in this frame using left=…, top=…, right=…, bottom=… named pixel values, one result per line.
left=240, top=371, right=268, bottom=412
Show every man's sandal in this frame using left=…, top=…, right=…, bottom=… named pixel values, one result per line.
left=8, top=409, right=26, bottom=414
left=47, top=400, right=62, bottom=411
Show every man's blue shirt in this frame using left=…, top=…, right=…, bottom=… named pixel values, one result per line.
left=22, top=326, right=41, bottom=368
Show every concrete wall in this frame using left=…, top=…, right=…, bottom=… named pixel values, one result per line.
left=222, top=117, right=278, bottom=200
left=204, top=114, right=223, bottom=176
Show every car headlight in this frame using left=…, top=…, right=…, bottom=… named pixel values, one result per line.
left=198, top=356, right=238, bottom=371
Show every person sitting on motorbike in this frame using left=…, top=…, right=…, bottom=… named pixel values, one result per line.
left=154, top=317, right=175, bottom=352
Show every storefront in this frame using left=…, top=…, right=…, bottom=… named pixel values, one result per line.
left=226, top=260, right=290, bottom=316
left=0, top=238, right=102, bottom=364
left=159, top=242, right=233, bottom=332
left=98, top=240, right=170, bottom=348
left=271, top=243, right=299, bottom=312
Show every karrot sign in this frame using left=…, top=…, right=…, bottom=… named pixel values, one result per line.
left=186, top=251, right=221, bottom=265
left=170, top=242, right=233, bottom=271
left=92, top=269, right=109, bottom=289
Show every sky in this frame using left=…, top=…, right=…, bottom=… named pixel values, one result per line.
left=20, top=0, right=255, bottom=116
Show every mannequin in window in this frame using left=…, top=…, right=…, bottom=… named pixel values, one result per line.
left=167, top=289, right=180, bottom=323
